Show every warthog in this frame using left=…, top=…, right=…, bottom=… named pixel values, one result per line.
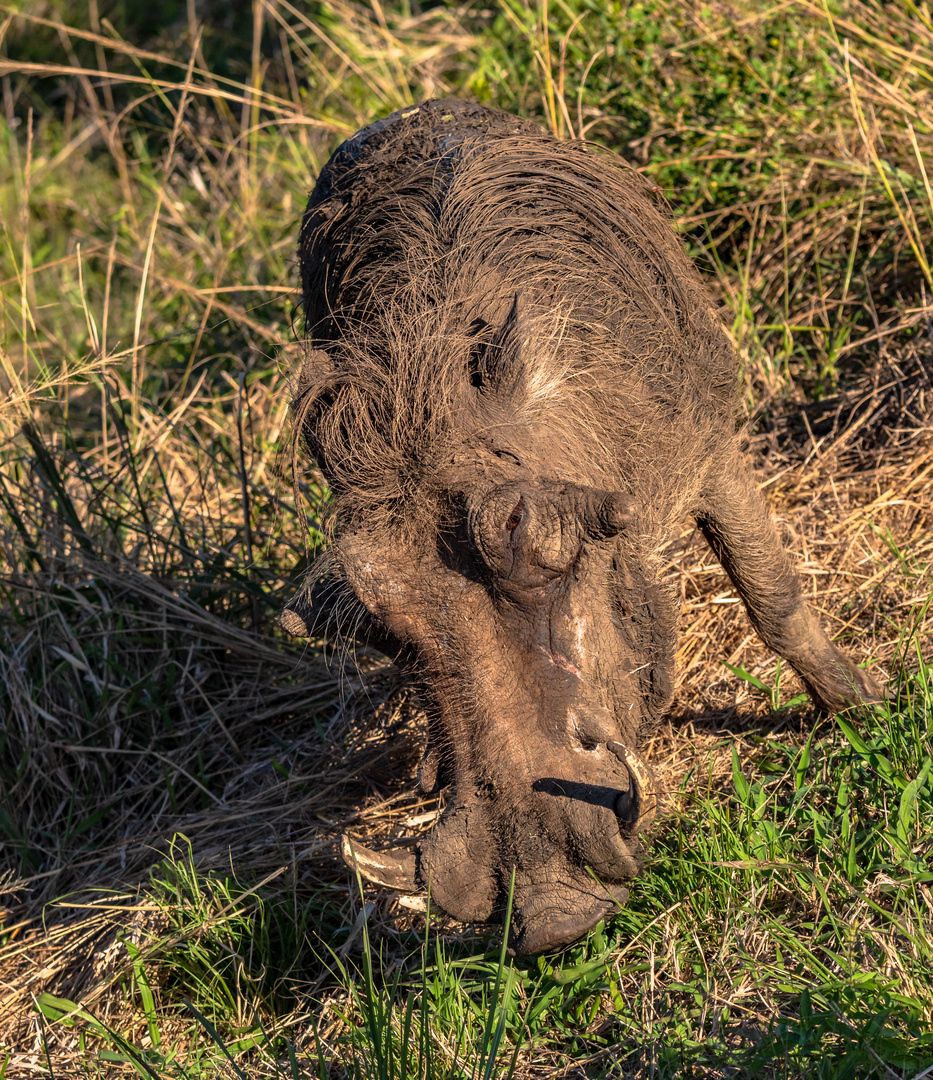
left=284, top=99, right=880, bottom=953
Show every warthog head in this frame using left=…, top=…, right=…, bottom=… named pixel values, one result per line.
left=287, top=301, right=679, bottom=953
left=340, top=477, right=659, bottom=950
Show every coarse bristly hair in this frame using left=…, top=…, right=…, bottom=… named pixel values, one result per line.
left=291, top=101, right=740, bottom=545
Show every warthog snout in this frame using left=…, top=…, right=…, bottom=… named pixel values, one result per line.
left=322, top=473, right=660, bottom=951
left=344, top=730, right=656, bottom=953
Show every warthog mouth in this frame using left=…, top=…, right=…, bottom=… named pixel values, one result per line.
left=342, top=736, right=656, bottom=953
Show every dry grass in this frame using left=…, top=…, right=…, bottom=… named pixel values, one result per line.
left=1, top=350, right=928, bottom=1075
left=0, top=0, right=931, bottom=1076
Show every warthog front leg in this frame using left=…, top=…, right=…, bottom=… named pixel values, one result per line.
left=696, top=454, right=882, bottom=713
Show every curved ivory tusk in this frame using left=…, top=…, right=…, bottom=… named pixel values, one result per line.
left=607, top=740, right=657, bottom=833
left=280, top=607, right=311, bottom=637
left=280, top=587, right=318, bottom=638
left=340, top=834, right=418, bottom=891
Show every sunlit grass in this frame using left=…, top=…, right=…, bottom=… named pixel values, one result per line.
left=1, top=0, right=931, bottom=1077
left=28, top=672, right=933, bottom=1076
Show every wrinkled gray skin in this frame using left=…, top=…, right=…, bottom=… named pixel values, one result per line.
left=286, top=100, right=882, bottom=954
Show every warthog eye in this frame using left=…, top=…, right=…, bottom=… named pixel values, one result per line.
left=505, top=501, right=524, bottom=535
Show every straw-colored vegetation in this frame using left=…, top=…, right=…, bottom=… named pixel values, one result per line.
left=0, top=0, right=931, bottom=1076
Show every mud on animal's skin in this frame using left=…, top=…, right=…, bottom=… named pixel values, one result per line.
left=285, top=98, right=884, bottom=954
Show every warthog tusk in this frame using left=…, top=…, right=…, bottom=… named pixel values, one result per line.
left=340, top=833, right=418, bottom=891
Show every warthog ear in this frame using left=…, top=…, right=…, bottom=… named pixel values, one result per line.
left=469, top=293, right=524, bottom=397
